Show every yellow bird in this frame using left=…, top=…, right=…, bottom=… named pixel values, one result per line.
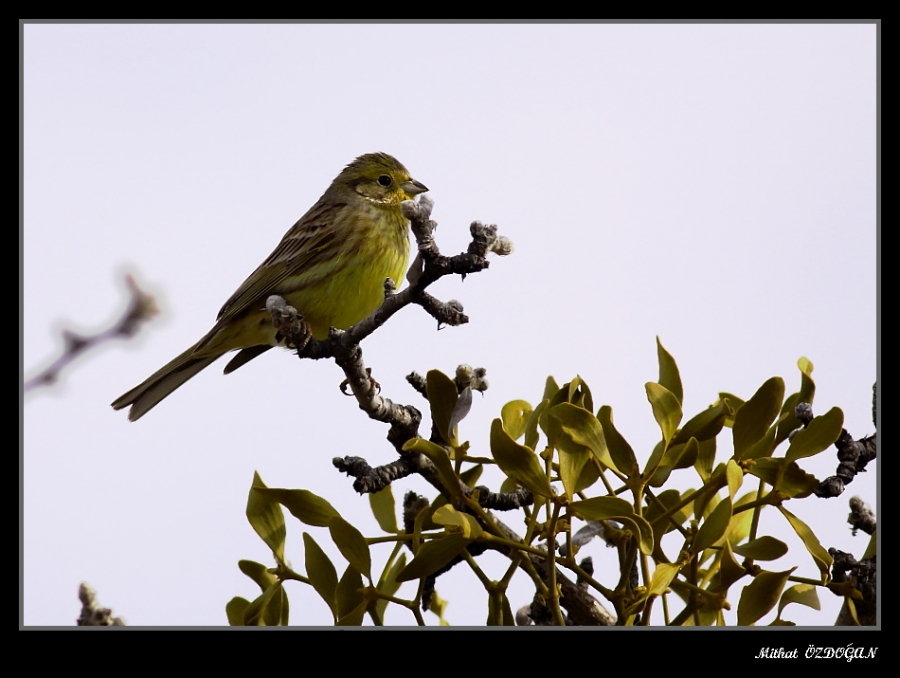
left=112, top=152, right=427, bottom=421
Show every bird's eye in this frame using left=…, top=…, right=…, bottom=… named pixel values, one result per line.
left=377, top=174, right=393, bottom=187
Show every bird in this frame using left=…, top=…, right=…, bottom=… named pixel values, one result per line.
left=112, top=152, right=428, bottom=421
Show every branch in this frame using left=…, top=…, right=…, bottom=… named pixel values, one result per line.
left=24, top=275, right=158, bottom=393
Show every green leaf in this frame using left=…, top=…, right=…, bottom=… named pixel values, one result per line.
left=596, top=406, right=639, bottom=478
left=550, top=402, right=617, bottom=473
left=647, top=437, right=699, bottom=487
left=369, top=486, right=398, bottom=534
left=674, top=400, right=732, bottom=446
left=778, top=506, right=833, bottom=584
left=774, top=358, right=816, bottom=446
left=238, top=559, right=277, bottom=592
left=243, top=580, right=287, bottom=626
left=524, top=399, right=547, bottom=451
left=501, top=400, right=533, bottom=441
left=785, top=407, right=844, bottom=464
left=375, top=552, right=407, bottom=620
left=733, top=378, right=784, bottom=459
left=490, top=419, right=553, bottom=498
left=737, top=568, right=795, bottom=626
left=304, top=533, right=338, bottom=618
left=329, top=516, right=372, bottom=581
left=460, top=464, right=483, bottom=489
left=397, top=533, right=470, bottom=582
left=645, top=382, right=683, bottom=448
left=778, top=583, right=821, bottom=616
left=548, top=403, right=607, bottom=498
left=432, top=505, right=484, bottom=540
left=649, top=562, right=683, bottom=596
left=718, top=540, right=748, bottom=590
left=725, top=459, right=743, bottom=499
left=225, top=597, right=250, bottom=626
left=732, top=536, right=789, bottom=561
left=719, top=393, right=745, bottom=427
left=254, top=487, right=339, bottom=527
left=335, top=565, right=365, bottom=626
left=404, top=438, right=460, bottom=498
left=541, top=375, right=561, bottom=402
left=746, top=457, right=818, bottom=498
left=656, top=337, right=683, bottom=404
left=426, top=369, right=460, bottom=445
left=569, top=495, right=634, bottom=519
left=694, top=438, right=717, bottom=482
left=246, top=472, right=286, bottom=565
left=565, top=376, right=594, bottom=412
left=644, top=489, right=692, bottom=541
left=739, top=422, right=777, bottom=461
left=693, top=497, right=732, bottom=553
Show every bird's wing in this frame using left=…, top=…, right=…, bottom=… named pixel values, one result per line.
left=214, top=199, right=346, bottom=325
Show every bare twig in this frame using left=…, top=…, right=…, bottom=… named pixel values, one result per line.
left=24, top=276, right=158, bottom=393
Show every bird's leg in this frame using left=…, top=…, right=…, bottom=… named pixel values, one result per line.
left=266, top=295, right=312, bottom=353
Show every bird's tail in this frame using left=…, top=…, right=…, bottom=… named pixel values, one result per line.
left=111, top=344, right=221, bottom=421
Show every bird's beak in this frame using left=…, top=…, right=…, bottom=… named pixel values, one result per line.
left=402, top=179, right=429, bottom=198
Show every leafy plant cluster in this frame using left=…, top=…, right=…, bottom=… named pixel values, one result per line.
left=227, top=339, right=874, bottom=626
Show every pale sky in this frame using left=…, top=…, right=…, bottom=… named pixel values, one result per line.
left=23, top=22, right=878, bottom=627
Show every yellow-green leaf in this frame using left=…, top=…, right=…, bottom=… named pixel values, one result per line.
left=645, top=382, right=682, bottom=448
left=255, top=487, right=340, bottom=527
left=732, top=536, right=789, bottom=561
left=649, top=562, right=683, bottom=596
left=733, top=378, right=784, bottom=459
left=648, top=437, right=699, bottom=487
left=775, top=358, right=817, bottom=446
left=490, top=419, right=552, bottom=497
left=778, top=583, right=821, bottom=616
left=569, top=496, right=634, bottom=519
left=243, top=580, right=287, bottom=626
left=674, top=400, right=732, bottom=446
left=426, top=369, right=460, bottom=445
left=737, top=568, right=795, bottom=625
left=432, top=505, right=484, bottom=540
left=304, top=532, right=338, bottom=618
left=501, top=400, right=532, bottom=441
left=238, top=559, right=277, bottom=592
left=694, top=438, right=717, bottom=482
left=335, top=565, right=365, bottom=625
left=596, top=406, right=638, bottom=478
left=541, top=375, right=561, bottom=402
left=375, top=552, right=407, bottom=620
left=460, top=464, right=483, bottom=489
left=785, top=407, right=844, bottom=464
left=746, top=457, right=818, bottom=498
left=246, top=472, right=286, bottom=565
left=369, top=486, right=398, bottom=534
left=404, top=438, right=460, bottom=498
left=524, top=399, right=547, bottom=451
left=725, top=459, right=743, bottom=499
left=329, top=516, right=372, bottom=581
left=693, top=497, right=732, bottom=553
left=551, top=403, right=617, bottom=471
left=778, top=506, right=833, bottom=583
left=396, top=533, right=470, bottom=582
left=718, top=540, right=748, bottom=590
left=225, top=597, right=250, bottom=626
left=656, top=337, right=683, bottom=404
